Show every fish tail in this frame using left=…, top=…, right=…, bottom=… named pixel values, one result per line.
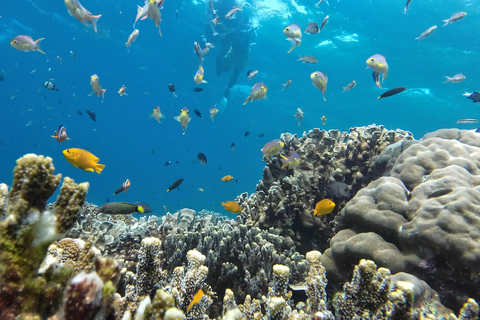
left=35, top=38, right=45, bottom=54
left=443, top=76, right=452, bottom=84
left=95, top=163, right=106, bottom=174
left=90, top=14, right=102, bottom=33
left=442, top=20, right=449, bottom=27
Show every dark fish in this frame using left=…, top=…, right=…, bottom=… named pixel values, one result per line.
left=466, top=92, right=480, bottom=103
left=327, top=182, right=351, bottom=199
left=150, top=149, right=155, bottom=154
left=134, top=202, right=153, bottom=213
left=197, top=152, right=207, bottom=165
left=404, top=0, right=412, bottom=13
left=427, top=189, right=453, bottom=199
left=320, top=15, right=329, bottom=31
left=0, top=75, right=3, bottom=81
left=165, top=161, right=171, bottom=166
left=244, top=131, right=250, bottom=137
left=77, top=110, right=83, bottom=115
left=231, top=143, right=235, bottom=151
left=96, top=202, right=147, bottom=214
left=44, top=81, right=58, bottom=91
left=194, top=109, right=202, bottom=117
left=86, top=110, right=96, bottom=121
left=377, top=87, right=407, bottom=99
left=304, top=22, right=319, bottom=34
left=457, top=119, right=478, bottom=124
left=193, top=87, right=203, bottom=92
left=113, top=179, right=130, bottom=195
left=176, top=160, right=180, bottom=164
left=168, top=83, right=176, bottom=93
left=258, top=133, right=265, bottom=137
left=167, top=178, right=184, bottom=192
left=106, top=198, right=110, bottom=203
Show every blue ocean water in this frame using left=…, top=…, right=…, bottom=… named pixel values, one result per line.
left=1, top=0, right=479, bottom=215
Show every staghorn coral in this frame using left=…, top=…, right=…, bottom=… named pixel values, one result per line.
left=0, top=154, right=88, bottom=320
left=237, top=125, right=413, bottom=251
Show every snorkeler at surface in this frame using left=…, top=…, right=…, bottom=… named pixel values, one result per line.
left=207, top=0, right=255, bottom=112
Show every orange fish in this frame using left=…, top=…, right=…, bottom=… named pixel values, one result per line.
left=221, top=175, right=233, bottom=182
left=63, top=148, right=105, bottom=174
left=313, top=199, right=335, bottom=216
left=187, top=289, right=205, bottom=312
left=222, top=201, right=242, bottom=213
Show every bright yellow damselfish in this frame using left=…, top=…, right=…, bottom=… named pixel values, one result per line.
left=63, top=148, right=105, bottom=174
left=313, top=199, right=335, bottom=216
left=222, top=201, right=242, bottom=213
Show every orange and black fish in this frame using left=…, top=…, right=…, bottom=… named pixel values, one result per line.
left=114, top=179, right=131, bottom=195
left=377, top=87, right=407, bottom=99
left=51, top=125, right=70, bottom=143
left=167, top=178, right=184, bottom=192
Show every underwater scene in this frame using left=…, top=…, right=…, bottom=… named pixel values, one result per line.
left=1, top=0, right=480, bottom=319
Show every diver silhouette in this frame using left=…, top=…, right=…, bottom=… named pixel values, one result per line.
left=207, top=0, right=255, bottom=112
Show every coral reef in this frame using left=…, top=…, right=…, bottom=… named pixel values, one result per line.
left=324, top=129, right=480, bottom=311
left=0, top=154, right=89, bottom=319
left=236, top=125, right=413, bottom=251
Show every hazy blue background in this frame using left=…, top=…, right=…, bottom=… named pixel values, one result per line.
left=1, top=0, right=479, bottom=215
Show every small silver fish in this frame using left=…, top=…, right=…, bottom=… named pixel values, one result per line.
left=442, top=11, right=467, bottom=27
left=343, top=80, right=356, bottom=92
left=10, top=35, right=45, bottom=54
left=282, top=80, right=292, bottom=91
left=415, top=25, right=436, bottom=40
left=320, top=15, right=329, bottom=31
left=125, top=29, right=139, bottom=51
left=457, top=119, right=478, bottom=124
left=297, top=55, right=318, bottom=64
left=443, top=73, right=465, bottom=83
left=295, top=108, right=304, bottom=126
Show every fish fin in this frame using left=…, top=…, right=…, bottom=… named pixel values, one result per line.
left=89, top=14, right=102, bottom=33
left=173, top=116, right=180, bottom=122
left=35, top=38, right=45, bottom=54
left=443, top=76, right=452, bottom=84
left=202, top=80, right=208, bottom=83
left=85, top=168, right=95, bottom=172
left=377, top=95, right=382, bottom=100
left=243, top=97, right=250, bottom=105
left=287, top=40, right=299, bottom=53
left=95, top=164, right=106, bottom=174
left=442, top=20, right=449, bottom=27
left=322, top=92, right=326, bottom=101
left=137, top=206, right=145, bottom=213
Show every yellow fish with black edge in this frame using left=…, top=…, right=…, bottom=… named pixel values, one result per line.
left=313, top=199, right=335, bottom=216
left=63, top=148, right=105, bottom=174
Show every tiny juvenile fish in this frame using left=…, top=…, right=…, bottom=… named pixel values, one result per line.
left=244, top=131, right=250, bottom=137
left=343, top=80, right=356, bottom=92
left=194, top=109, right=202, bottom=117
left=230, top=143, right=235, bottom=151
left=168, top=83, right=177, bottom=97
left=427, top=189, right=453, bottom=199
left=113, top=179, right=131, bottom=195
left=247, top=69, right=258, bottom=80
left=86, top=110, right=96, bottom=121
left=221, top=175, right=234, bottom=182
left=118, top=85, right=127, bottom=96
left=44, top=81, right=58, bottom=91
left=167, top=178, right=184, bottom=192
left=415, top=25, right=437, bottom=40
left=377, top=87, right=407, bottom=99
left=443, top=73, right=465, bottom=83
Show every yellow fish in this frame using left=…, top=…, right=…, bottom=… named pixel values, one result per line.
left=310, top=71, right=328, bottom=101
left=194, top=66, right=207, bottom=85
left=222, top=201, right=242, bottom=213
left=244, top=82, right=268, bottom=104
left=221, top=175, right=234, bottom=182
left=313, top=199, right=335, bottom=216
left=187, top=289, right=205, bottom=312
left=261, top=139, right=284, bottom=158
left=151, top=106, right=165, bottom=123
left=63, top=148, right=105, bottom=174
left=174, top=107, right=191, bottom=134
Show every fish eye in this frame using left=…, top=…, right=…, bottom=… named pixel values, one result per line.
left=370, top=58, right=374, bottom=61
